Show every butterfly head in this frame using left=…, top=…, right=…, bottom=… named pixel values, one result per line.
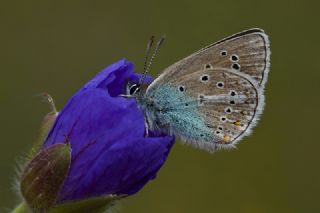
left=125, top=81, right=152, bottom=98
left=126, top=82, right=141, bottom=96
left=124, top=35, right=166, bottom=98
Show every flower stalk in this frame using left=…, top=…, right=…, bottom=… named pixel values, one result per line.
left=11, top=202, right=30, bottom=213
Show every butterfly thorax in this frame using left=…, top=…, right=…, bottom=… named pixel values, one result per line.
left=136, top=92, right=166, bottom=133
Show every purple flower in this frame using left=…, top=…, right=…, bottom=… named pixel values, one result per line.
left=42, top=59, right=175, bottom=202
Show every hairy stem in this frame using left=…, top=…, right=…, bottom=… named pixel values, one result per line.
left=11, top=202, right=30, bottom=213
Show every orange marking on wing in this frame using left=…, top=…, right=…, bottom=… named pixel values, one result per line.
left=234, top=120, right=242, bottom=130
left=223, top=135, right=231, bottom=143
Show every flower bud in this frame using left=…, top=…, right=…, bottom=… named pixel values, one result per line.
left=20, top=59, right=175, bottom=212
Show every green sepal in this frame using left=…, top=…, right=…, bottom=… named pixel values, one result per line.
left=28, top=111, right=58, bottom=159
left=20, top=143, right=71, bottom=213
left=49, top=195, right=120, bottom=213
left=28, top=93, right=58, bottom=159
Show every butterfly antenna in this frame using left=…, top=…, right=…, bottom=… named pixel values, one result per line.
left=139, top=36, right=154, bottom=86
left=139, top=34, right=166, bottom=86
left=144, top=36, right=155, bottom=73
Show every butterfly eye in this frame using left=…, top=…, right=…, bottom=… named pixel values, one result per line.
left=128, top=84, right=141, bottom=96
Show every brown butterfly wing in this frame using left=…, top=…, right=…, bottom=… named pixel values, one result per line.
left=168, top=68, right=260, bottom=149
left=145, top=29, right=270, bottom=151
left=149, top=28, right=270, bottom=90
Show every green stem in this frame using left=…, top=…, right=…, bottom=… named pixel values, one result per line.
left=11, top=202, right=30, bottom=213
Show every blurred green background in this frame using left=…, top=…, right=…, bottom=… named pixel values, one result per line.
left=1, top=0, right=319, bottom=212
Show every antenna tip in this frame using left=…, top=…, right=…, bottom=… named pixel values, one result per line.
left=158, top=34, right=166, bottom=46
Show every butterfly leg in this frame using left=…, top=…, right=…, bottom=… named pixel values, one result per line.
left=144, top=119, right=149, bottom=137
left=118, top=94, right=134, bottom=98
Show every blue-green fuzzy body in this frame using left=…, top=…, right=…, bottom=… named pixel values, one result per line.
left=137, top=84, right=214, bottom=143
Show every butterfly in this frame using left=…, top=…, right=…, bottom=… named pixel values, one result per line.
left=126, top=28, right=270, bottom=152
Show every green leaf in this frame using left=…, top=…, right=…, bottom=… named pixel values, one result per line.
left=20, top=143, right=71, bottom=213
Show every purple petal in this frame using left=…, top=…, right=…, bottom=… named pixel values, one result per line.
left=43, top=59, right=174, bottom=202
